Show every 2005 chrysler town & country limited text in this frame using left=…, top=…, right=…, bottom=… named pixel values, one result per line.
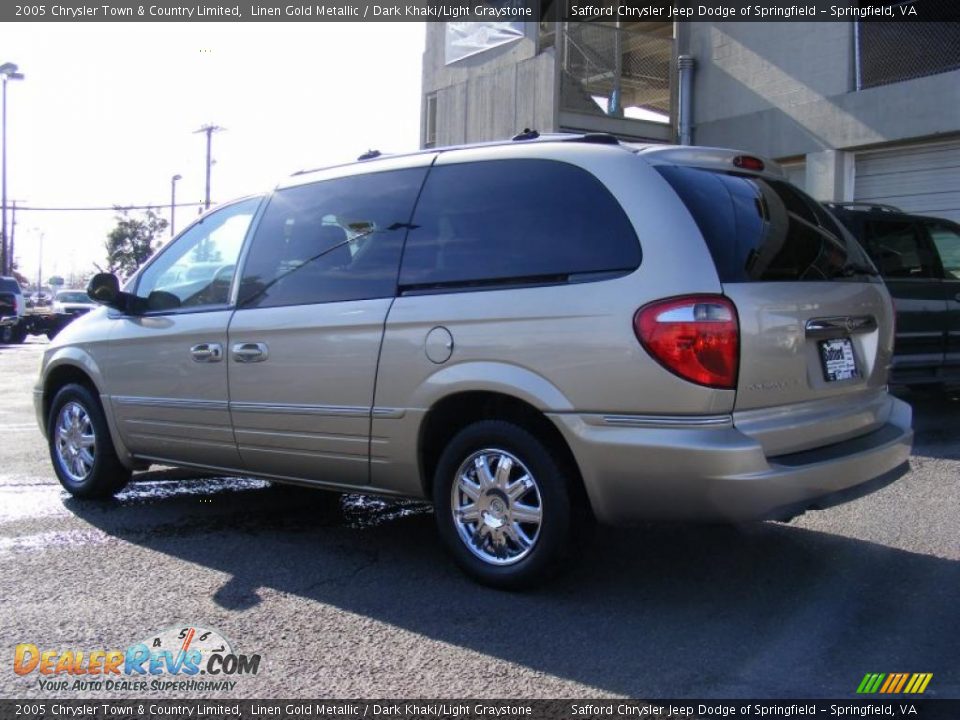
left=35, top=134, right=913, bottom=587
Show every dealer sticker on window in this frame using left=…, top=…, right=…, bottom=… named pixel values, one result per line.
left=819, top=337, right=859, bottom=382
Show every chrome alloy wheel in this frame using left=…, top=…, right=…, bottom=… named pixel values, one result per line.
left=451, top=448, right=543, bottom=566
left=54, top=401, right=96, bottom=483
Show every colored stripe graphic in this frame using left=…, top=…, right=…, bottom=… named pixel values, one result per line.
left=857, top=674, right=886, bottom=694
left=858, top=673, right=933, bottom=694
left=881, top=673, right=905, bottom=693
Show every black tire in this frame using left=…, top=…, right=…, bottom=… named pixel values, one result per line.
left=11, top=324, right=27, bottom=343
left=0, top=324, right=15, bottom=344
left=433, top=420, right=577, bottom=589
left=48, top=383, right=131, bottom=498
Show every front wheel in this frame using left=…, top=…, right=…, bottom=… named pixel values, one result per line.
left=48, top=383, right=131, bottom=498
left=433, top=420, right=577, bottom=589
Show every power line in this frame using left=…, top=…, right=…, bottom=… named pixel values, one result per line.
left=14, top=202, right=206, bottom=212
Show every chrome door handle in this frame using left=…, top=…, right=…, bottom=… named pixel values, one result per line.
left=190, top=343, right=223, bottom=363
left=231, top=342, right=269, bottom=363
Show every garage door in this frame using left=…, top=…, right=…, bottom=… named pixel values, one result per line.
left=855, top=140, right=960, bottom=223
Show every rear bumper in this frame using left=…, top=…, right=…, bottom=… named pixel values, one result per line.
left=548, top=395, right=913, bottom=524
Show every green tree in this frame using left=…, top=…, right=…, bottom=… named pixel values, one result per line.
left=105, top=208, right=168, bottom=278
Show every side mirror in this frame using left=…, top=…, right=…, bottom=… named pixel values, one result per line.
left=87, top=273, right=122, bottom=308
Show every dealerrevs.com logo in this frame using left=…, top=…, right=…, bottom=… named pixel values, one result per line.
left=13, top=625, right=261, bottom=692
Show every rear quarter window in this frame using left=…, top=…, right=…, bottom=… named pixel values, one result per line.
left=656, top=165, right=876, bottom=283
left=399, top=159, right=641, bottom=290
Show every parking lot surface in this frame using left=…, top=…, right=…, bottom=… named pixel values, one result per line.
left=1, top=338, right=958, bottom=699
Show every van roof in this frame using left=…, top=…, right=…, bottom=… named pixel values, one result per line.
left=290, top=132, right=783, bottom=181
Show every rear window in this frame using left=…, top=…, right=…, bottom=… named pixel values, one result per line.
left=399, top=159, right=640, bottom=291
left=657, top=166, right=877, bottom=283
left=0, top=278, right=21, bottom=293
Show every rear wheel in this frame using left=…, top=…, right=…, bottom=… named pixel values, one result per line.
left=48, top=383, right=130, bottom=498
left=433, top=420, right=576, bottom=589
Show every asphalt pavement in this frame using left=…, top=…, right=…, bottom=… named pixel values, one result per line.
left=1, top=338, right=957, bottom=700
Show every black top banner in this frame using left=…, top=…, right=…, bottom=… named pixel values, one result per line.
left=5, top=0, right=960, bottom=22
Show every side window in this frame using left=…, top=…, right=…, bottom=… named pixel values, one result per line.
left=237, top=168, right=427, bottom=309
left=136, top=198, right=261, bottom=311
left=399, top=159, right=640, bottom=289
left=926, top=222, right=960, bottom=279
left=863, top=221, right=937, bottom=279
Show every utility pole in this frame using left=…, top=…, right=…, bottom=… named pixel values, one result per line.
left=36, top=230, right=43, bottom=295
left=9, top=200, right=15, bottom=271
left=170, top=173, right=182, bottom=237
left=193, top=124, right=224, bottom=210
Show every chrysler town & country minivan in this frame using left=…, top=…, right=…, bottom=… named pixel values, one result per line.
left=35, top=134, right=913, bottom=587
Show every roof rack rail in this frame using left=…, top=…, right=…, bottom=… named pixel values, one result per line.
left=567, top=133, right=620, bottom=145
left=824, top=201, right=902, bottom=213
left=512, top=128, right=540, bottom=141
left=357, top=149, right=382, bottom=161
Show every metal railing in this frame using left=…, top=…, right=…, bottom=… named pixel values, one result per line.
left=558, top=22, right=673, bottom=121
left=856, top=1, right=960, bottom=89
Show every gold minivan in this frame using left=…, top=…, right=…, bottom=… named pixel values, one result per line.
left=36, top=135, right=913, bottom=587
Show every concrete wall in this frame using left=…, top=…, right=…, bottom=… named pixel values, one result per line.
left=421, top=23, right=557, bottom=147
left=682, top=21, right=960, bottom=157
left=680, top=21, right=960, bottom=200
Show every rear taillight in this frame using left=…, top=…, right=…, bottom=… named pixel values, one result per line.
left=733, top=155, right=765, bottom=172
left=634, top=295, right=739, bottom=389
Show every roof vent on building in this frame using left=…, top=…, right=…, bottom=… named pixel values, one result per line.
left=357, top=149, right=382, bottom=161
left=512, top=129, right=540, bottom=141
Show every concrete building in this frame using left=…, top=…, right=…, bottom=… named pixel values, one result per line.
left=421, top=19, right=960, bottom=221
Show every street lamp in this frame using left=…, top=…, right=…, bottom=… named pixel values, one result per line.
left=170, top=174, right=182, bottom=237
left=1, top=62, right=25, bottom=276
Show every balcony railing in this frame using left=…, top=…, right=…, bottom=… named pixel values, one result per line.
left=558, top=22, right=673, bottom=124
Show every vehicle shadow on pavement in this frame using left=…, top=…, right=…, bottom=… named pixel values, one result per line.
left=900, top=389, right=960, bottom=453
left=65, top=473, right=959, bottom=699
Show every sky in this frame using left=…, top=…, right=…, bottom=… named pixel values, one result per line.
left=2, top=22, right=426, bottom=287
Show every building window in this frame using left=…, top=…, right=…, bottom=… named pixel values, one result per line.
left=424, top=94, right=437, bottom=149
left=856, top=1, right=960, bottom=89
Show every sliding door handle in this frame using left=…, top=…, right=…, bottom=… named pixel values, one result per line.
left=231, top=342, right=269, bottom=363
